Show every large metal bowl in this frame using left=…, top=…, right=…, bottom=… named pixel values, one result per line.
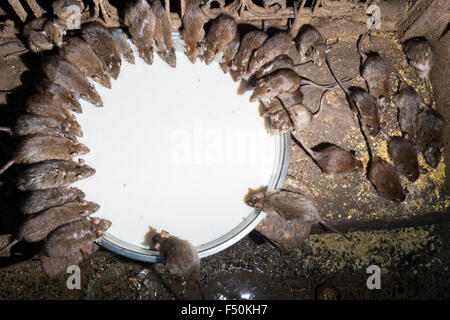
left=97, top=33, right=290, bottom=262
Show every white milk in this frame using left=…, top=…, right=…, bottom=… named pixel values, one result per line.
left=73, top=46, right=276, bottom=249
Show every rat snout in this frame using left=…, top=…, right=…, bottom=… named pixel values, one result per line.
left=249, top=85, right=266, bottom=102
left=74, top=143, right=90, bottom=156
left=77, top=164, right=96, bottom=178
left=246, top=192, right=265, bottom=210
left=88, top=202, right=101, bottom=213
left=354, top=159, right=364, bottom=170
left=100, top=219, right=112, bottom=231
left=407, top=172, right=419, bottom=182
left=97, top=74, right=112, bottom=89
left=164, top=50, right=177, bottom=68
left=204, top=48, right=215, bottom=65
left=186, top=47, right=198, bottom=64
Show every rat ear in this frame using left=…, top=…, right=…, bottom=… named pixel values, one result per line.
left=161, top=230, right=170, bottom=238
left=92, top=218, right=100, bottom=224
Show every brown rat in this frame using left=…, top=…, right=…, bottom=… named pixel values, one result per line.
left=359, top=116, right=406, bottom=202
left=203, top=14, right=238, bottom=65
left=326, top=57, right=381, bottom=136
left=16, top=159, right=95, bottom=191
left=34, top=78, right=82, bottom=114
left=59, top=37, right=111, bottom=89
left=182, top=0, right=208, bottom=63
left=42, top=18, right=67, bottom=48
left=23, top=18, right=66, bottom=52
left=153, top=230, right=204, bottom=299
left=110, top=27, right=135, bottom=64
left=416, top=105, right=445, bottom=168
left=277, top=87, right=304, bottom=107
left=368, top=156, right=406, bottom=202
left=153, top=230, right=200, bottom=277
left=0, top=201, right=100, bottom=255
left=248, top=55, right=296, bottom=86
left=21, top=187, right=86, bottom=215
left=247, top=32, right=298, bottom=76
left=41, top=54, right=103, bottom=107
left=287, top=89, right=329, bottom=132
left=81, top=22, right=121, bottom=80
left=0, top=114, right=77, bottom=141
left=357, top=32, right=394, bottom=109
left=44, top=218, right=111, bottom=258
left=248, top=55, right=352, bottom=90
left=262, top=99, right=293, bottom=135
left=392, top=82, right=422, bottom=142
left=26, top=92, right=83, bottom=137
left=0, top=41, right=28, bottom=58
left=249, top=69, right=344, bottom=102
left=151, top=0, right=176, bottom=68
left=0, top=135, right=90, bottom=176
left=380, top=130, right=420, bottom=182
left=23, top=18, right=53, bottom=52
left=246, top=190, right=349, bottom=240
left=230, top=31, right=269, bottom=81
left=284, top=91, right=363, bottom=175
left=292, top=135, right=363, bottom=175
left=220, top=31, right=240, bottom=73
left=124, top=0, right=156, bottom=65
left=295, top=24, right=330, bottom=67
left=316, top=286, right=340, bottom=300
left=264, top=89, right=328, bottom=135
left=403, top=37, right=436, bottom=105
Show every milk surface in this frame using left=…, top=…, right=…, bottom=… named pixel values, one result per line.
left=73, top=48, right=276, bottom=248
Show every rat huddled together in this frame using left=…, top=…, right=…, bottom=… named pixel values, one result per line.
left=0, top=0, right=443, bottom=294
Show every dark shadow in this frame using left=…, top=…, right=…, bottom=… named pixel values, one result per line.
left=248, top=230, right=266, bottom=245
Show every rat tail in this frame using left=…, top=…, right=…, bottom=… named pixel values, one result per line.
left=379, top=129, right=390, bottom=141
left=0, top=127, right=13, bottom=135
left=357, top=31, right=368, bottom=62
left=0, top=160, right=15, bottom=176
left=319, top=222, right=350, bottom=241
left=300, top=76, right=353, bottom=90
left=325, top=56, right=350, bottom=96
left=356, top=112, right=376, bottom=160
left=424, top=80, right=434, bottom=108
left=276, top=97, right=315, bottom=157
left=0, top=238, right=20, bottom=255
left=290, top=131, right=318, bottom=161
left=367, top=32, right=407, bottom=85
left=312, top=89, right=331, bottom=117
left=289, top=0, right=300, bottom=37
